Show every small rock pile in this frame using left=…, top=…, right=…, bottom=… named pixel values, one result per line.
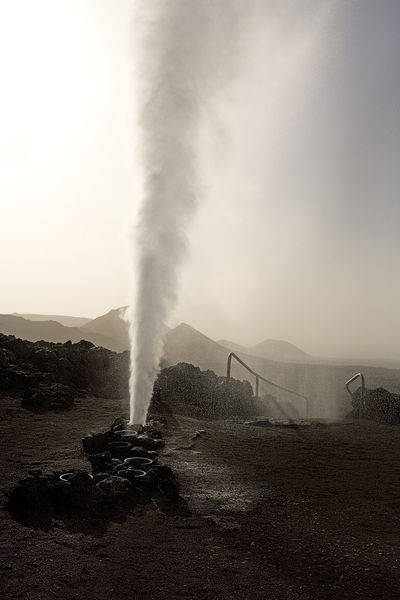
left=5, top=415, right=180, bottom=516
left=348, top=386, right=400, bottom=424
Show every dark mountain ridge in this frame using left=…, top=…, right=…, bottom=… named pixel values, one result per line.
left=13, top=313, right=91, bottom=328
left=0, top=314, right=126, bottom=353
left=219, top=338, right=311, bottom=363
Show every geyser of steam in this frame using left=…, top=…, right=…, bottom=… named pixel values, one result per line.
left=128, top=1, right=241, bottom=424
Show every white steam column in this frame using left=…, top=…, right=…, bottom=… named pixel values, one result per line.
left=128, top=0, right=240, bottom=424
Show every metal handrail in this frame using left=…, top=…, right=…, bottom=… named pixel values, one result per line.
left=345, top=372, right=365, bottom=419
left=226, top=352, right=309, bottom=417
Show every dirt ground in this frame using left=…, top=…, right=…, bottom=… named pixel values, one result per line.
left=1, top=396, right=400, bottom=600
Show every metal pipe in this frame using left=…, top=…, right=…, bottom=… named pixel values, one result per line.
left=226, top=352, right=309, bottom=417
left=345, top=372, right=365, bottom=419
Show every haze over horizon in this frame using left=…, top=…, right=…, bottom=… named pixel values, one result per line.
left=1, top=0, right=400, bottom=360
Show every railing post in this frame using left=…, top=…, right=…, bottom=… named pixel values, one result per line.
left=255, top=376, right=259, bottom=400
left=359, top=373, right=365, bottom=420
left=227, top=353, right=232, bottom=381
left=345, top=372, right=366, bottom=420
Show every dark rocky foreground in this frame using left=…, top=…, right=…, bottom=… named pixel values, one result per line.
left=1, top=397, right=400, bottom=600
left=5, top=415, right=180, bottom=520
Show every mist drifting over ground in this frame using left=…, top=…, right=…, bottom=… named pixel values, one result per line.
left=128, top=0, right=245, bottom=424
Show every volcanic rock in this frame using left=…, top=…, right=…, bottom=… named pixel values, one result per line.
left=54, top=471, right=101, bottom=509
left=5, top=470, right=54, bottom=514
left=158, top=478, right=180, bottom=500
left=123, top=456, right=156, bottom=469
left=97, top=475, right=131, bottom=503
left=150, top=362, right=254, bottom=418
left=88, top=452, right=114, bottom=475
left=22, top=383, right=75, bottom=411
left=93, top=472, right=112, bottom=484
left=82, top=431, right=113, bottom=454
left=349, top=386, right=400, bottom=424
left=116, top=432, right=139, bottom=445
left=127, top=446, right=159, bottom=459
left=0, top=333, right=130, bottom=404
left=135, top=434, right=164, bottom=451
left=142, top=425, right=162, bottom=439
left=151, top=464, right=174, bottom=481
left=110, top=416, right=127, bottom=431
left=150, top=464, right=180, bottom=499
left=116, top=468, right=146, bottom=485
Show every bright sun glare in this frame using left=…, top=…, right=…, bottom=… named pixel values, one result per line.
left=0, top=0, right=90, bottom=181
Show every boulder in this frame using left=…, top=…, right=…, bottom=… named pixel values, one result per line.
left=54, top=471, right=101, bottom=509
left=22, top=383, right=75, bottom=411
left=82, top=431, right=113, bottom=454
left=88, top=452, right=114, bottom=475
left=127, top=446, right=158, bottom=459
left=349, top=386, right=400, bottom=424
left=5, top=470, right=54, bottom=514
left=150, top=464, right=180, bottom=500
left=97, top=475, right=131, bottom=503
left=135, top=434, right=164, bottom=451
left=150, top=362, right=254, bottom=418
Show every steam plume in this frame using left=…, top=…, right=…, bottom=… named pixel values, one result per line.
left=128, top=1, right=241, bottom=424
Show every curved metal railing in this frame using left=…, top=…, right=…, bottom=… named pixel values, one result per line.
left=345, top=372, right=365, bottom=419
left=226, top=352, right=309, bottom=417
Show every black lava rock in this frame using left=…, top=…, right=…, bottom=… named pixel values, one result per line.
left=93, top=472, right=112, bottom=484
left=22, top=383, right=75, bottom=411
left=5, top=470, right=54, bottom=514
left=97, top=475, right=131, bottom=503
left=0, top=334, right=130, bottom=405
left=54, top=471, right=101, bottom=509
left=135, top=434, right=164, bottom=451
left=88, top=452, right=114, bottom=475
left=82, top=431, right=112, bottom=454
left=349, top=386, right=400, bottom=424
left=150, top=362, right=254, bottom=418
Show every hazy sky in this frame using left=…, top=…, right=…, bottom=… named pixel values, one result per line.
left=1, top=0, right=400, bottom=359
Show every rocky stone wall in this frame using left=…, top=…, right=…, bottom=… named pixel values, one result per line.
left=0, top=334, right=129, bottom=405
left=151, top=362, right=255, bottom=418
